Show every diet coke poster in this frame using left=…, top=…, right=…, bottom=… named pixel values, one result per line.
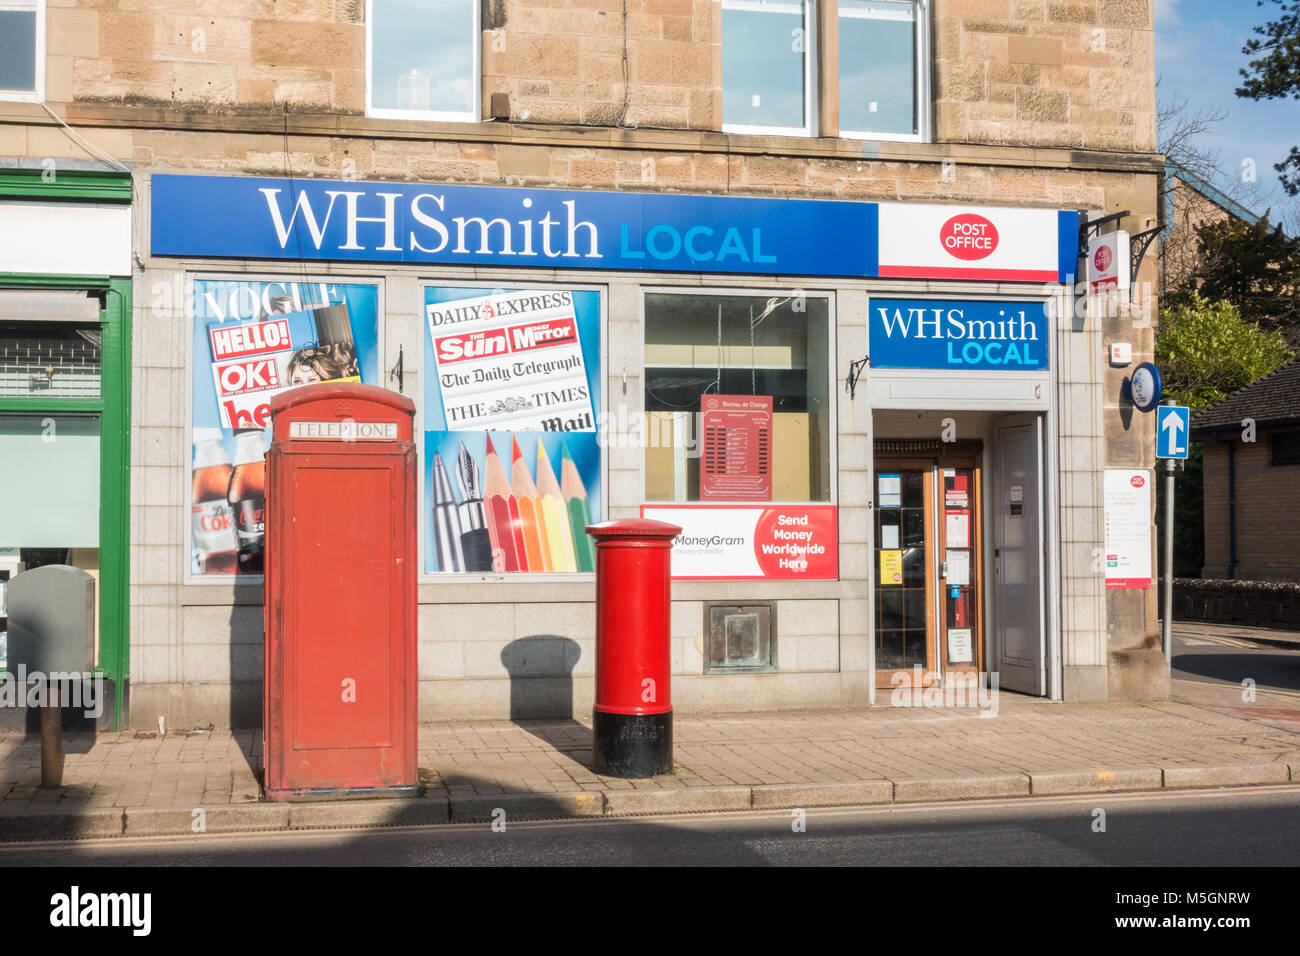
left=422, top=286, right=602, bottom=575
left=189, top=278, right=380, bottom=577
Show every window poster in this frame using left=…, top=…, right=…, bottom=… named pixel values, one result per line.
left=700, top=394, right=773, bottom=501
left=423, top=287, right=602, bottom=574
left=189, top=278, right=381, bottom=577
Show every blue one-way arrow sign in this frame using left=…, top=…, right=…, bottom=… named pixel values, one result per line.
left=1157, top=405, right=1190, bottom=459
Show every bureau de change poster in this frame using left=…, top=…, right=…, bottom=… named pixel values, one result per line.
left=189, top=278, right=380, bottom=577
left=423, top=287, right=602, bottom=575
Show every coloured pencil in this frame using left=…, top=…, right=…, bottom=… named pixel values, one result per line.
left=510, top=435, right=551, bottom=572
left=560, top=441, right=596, bottom=572
left=536, top=440, right=577, bottom=572
left=484, top=433, right=527, bottom=572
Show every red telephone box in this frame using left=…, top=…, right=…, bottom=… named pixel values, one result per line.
left=263, top=382, right=419, bottom=800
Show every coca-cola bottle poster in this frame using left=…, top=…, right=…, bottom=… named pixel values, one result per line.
left=422, top=287, right=602, bottom=574
left=189, top=279, right=380, bottom=577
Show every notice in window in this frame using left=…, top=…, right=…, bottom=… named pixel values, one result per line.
left=879, top=473, right=902, bottom=508
left=946, top=549, right=970, bottom=587
left=945, top=513, right=969, bottom=548
left=947, top=628, right=973, bottom=666
left=880, top=549, right=903, bottom=585
left=700, top=394, right=773, bottom=500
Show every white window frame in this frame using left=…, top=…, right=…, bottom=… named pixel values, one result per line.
left=838, top=0, right=929, bottom=144
left=721, top=0, right=818, bottom=138
left=364, top=0, right=481, bottom=123
left=0, top=0, right=44, bottom=104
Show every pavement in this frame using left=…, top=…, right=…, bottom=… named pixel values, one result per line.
left=1, top=622, right=1298, bottom=843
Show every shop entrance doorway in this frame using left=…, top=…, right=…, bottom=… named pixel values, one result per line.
left=873, top=441, right=984, bottom=689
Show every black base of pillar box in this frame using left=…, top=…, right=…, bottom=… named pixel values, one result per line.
left=592, top=710, right=672, bottom=778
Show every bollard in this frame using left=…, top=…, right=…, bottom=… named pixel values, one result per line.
left=585, top=518, right=681, bottom=778
left=40, top=683, right=62, bottom=789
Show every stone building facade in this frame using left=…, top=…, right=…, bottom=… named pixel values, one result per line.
left=0, top=0, right=1166, bottom=729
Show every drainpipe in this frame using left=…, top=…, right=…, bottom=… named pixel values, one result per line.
left=1210, top=429, right=1237, bottom=579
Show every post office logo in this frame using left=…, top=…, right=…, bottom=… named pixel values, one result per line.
left=1130, top=474, right=1145, bottom=488
left=1094, top=244, right=1113, bottom=272
left=939, top=213, right=999, bottom=261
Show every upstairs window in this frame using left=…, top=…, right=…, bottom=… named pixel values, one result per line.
left=722, top=0, right=814, bottom=136
left=366, top=0, right=478, bottom=121
left=839, top=0, right=925, bottom=142
left=0, top=0, right=42, bottom=102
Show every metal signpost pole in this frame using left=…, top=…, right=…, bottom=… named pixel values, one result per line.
left=1162, top=399, right=1175, bottom=674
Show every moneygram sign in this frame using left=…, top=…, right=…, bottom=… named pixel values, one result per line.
left=151, top=174, right=1078, bottom=282
left=640, top=504, right=838, bottom=580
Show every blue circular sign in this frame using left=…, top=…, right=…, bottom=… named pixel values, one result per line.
left=1129, top=362, right=1163, bottom=412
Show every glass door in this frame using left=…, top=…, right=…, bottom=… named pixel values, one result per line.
left=874, top=460, right=936, bottom=687
left=874, top=449, right=986, bottom=690
left=939, top=460, right=984, bottom=679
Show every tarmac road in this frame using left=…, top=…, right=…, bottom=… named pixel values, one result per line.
left=2, top=785, right=1297, bottom=867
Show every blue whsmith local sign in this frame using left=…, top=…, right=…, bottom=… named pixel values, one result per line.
left=149, top=174, right=1079, bottom=282
left=869, top=298, right=1050, bottom=371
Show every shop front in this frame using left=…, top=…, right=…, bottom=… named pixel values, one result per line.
left=135, top=171, right=1098, bottom=727
left=0, top=169, right=133, bottom=729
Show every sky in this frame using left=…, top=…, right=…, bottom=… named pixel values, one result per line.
left=1155, top=0, right=1300, bottom=223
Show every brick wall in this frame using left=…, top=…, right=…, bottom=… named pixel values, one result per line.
left=1201, top=431, right=1300, bottom=582
left=39, top=0, right=1155, bottom=150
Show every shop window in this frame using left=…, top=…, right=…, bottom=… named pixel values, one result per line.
left=0, top=414, right=101, bottom=670
left=366, top=0, right=478, bottom=121
left=0, top=0, right=42, bottom=101
left=838, top=0, right=925, bottom=142
left=644, top=292, right=831, bottom=502
left=722, top=0, right=814, bottom=136
left=0, top=324, right=101, bottom=398
left=1271, top=431, right=1300, bottom=466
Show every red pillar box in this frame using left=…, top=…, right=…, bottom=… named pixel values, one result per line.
left=263, top=382, right=419, bottom=801
left=585, top=518, right=681, bottom=778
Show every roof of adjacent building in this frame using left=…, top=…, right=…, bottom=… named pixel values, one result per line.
left=1191, top=357, right=1300, bottom=433
left=1165, top=162, right=1264, bottom=230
